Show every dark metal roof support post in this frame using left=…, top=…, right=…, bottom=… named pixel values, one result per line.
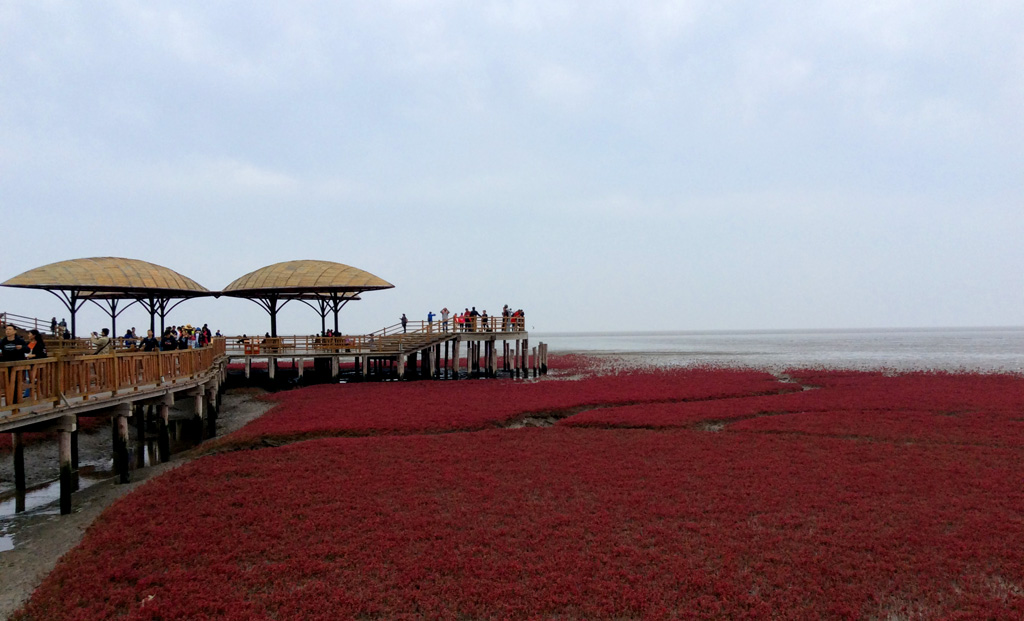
left=45, top=290, right=88, bottom=338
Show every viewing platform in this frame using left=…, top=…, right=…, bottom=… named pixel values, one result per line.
left=226, top=316, right=544, bottom=381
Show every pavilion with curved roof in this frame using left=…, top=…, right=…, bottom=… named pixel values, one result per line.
left=1, top=257, right=212, bottom=337
left=221, top=260, right=393, bottom=336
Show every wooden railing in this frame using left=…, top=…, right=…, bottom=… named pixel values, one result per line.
left=0, top=311, right=57, bottom=334
left=369, top=316, right=526, bottom=338
left=0, top=339, right=227, bottom=415
left=224, top=316, right=527, bottom=357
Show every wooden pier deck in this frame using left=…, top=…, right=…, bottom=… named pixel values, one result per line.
left=226, top=317, right=543, bottom=380
left=1, top=341, right=228, bottom=514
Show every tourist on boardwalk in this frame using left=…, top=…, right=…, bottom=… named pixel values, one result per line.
left=2, top=325, right=27, bottom=362
left=469, top=307, right=480, bottom=332
left=502, top=305, right=510, bottom=331
left=161, top=329, right=178, bottom=351
left=481, top=310, right=490, bottom=332
left=23, top=329, right=47, bottom=399
left=25, top=329, right=47, bottom=360
left=401, top=313, right=408, bottom=333
left=441, top=307, right=450, bottom=332
left=455, top=312, right=465, bottom=332
left=50, top=317, right=57, bottom=335
left=124, top=328, right=136, bottom=349
left=91, top=328, right=113, bottom=355
left=58, top=318, right=67, bottom=334
left=140, top=329, right=159, bottom=352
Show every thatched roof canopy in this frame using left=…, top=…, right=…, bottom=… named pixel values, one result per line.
left=221, top=260, right=392, bottom=336
left=2, top=257, right=210, bottom=296
left=2, top=257, right=211, bottom=336
left=222, top=260, right=393, bottom=295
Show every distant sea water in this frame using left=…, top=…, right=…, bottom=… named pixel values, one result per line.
left=532, top=328, right=1024, bottom=373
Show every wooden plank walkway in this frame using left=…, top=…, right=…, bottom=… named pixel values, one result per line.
left=225, top=317, right=539, bottom=380
left=1, top=341, right=228, bottom=515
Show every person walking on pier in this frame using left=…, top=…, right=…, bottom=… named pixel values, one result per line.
left=441, top=307, right=450, bottom=332
left=401, top=313, right=408, bottom=333
left=50, top=317, right=57, bottom=335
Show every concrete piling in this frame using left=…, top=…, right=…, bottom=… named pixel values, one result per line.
left=113, top=404, right=131, bottom=484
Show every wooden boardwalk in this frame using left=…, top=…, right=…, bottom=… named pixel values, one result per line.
left=1, top=342, right=228, bottom=514
left=227, top=317, right=545, bottom=380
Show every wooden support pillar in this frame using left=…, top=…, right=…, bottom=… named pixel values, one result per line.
left=397, top=354, right=406, bottom=379
left=13, top=432, right=26, bottom=492
left=532, top=346, right=538, bottom=378
left=428, top=347, right=436, bottom=379
left=113, top=404, right=131, bottom=484
left=58, top=416, right=76, bottom=515
left=361, top=355, right=368, bottom=378
left=332, top=356, right=340, bottom=378
left=297, top=358, right=304, bottom=378
left=158, top=395, right=172, bottom=463
left=245, top=357, right=251, bottom=379
left=542, top=343, right=548, bottom=375
left=268, top=359, right=276, bottom=380
left=444, top=340, right=449, bottom=375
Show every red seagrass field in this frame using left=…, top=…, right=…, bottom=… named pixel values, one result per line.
left=15, top=357, right=1024, bottom=620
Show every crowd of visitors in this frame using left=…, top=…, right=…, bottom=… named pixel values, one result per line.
left=90, top=323, right=217, bottom=353
left=402, top=305, right=526, bottom=333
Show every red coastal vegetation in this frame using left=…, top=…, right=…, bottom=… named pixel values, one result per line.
left=12, top=358, right=1024, bottom=619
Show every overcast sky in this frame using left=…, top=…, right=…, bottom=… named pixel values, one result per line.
left=2, top=1, right=1022, bottom=335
